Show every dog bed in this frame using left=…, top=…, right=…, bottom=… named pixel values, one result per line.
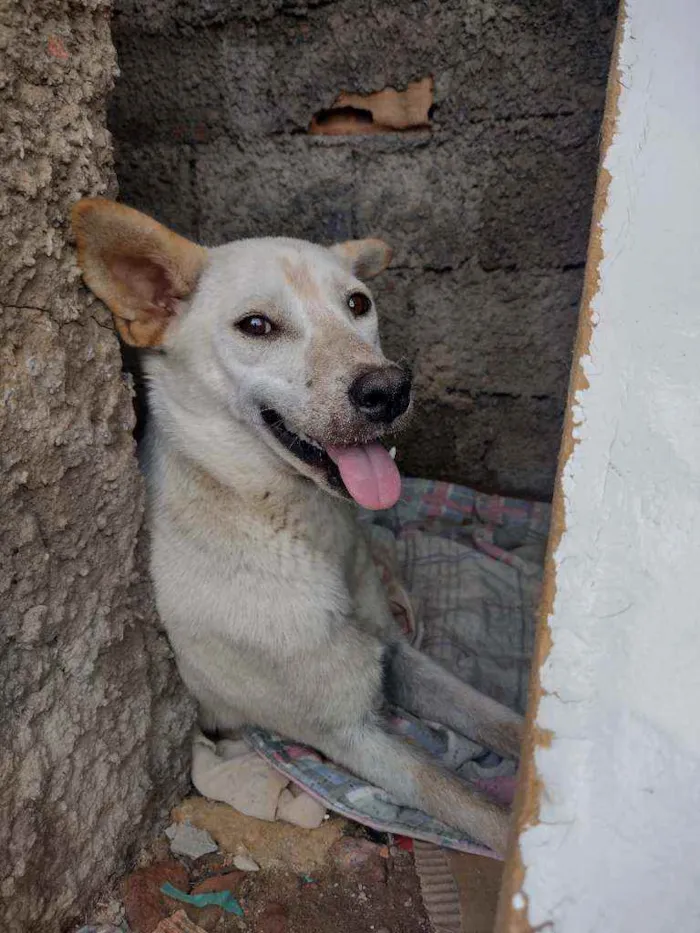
left=243, top=478, right=550, bottom=858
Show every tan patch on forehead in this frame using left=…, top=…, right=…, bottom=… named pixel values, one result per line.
left=280, top=255, right=323, bottom=305
left=306, top=315, right=381, bottom=377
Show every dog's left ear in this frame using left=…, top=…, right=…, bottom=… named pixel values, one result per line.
left=71, top=198, right=207, bottom=348
left=332, top=239, right=392, bottom=280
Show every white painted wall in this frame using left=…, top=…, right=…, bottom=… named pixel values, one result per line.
left=518, top=1, right=700, bottom=930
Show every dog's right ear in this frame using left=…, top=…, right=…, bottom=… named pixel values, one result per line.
left=71, top=199, right=207, bottom=348
left=332, top=238, right=392, bottom=280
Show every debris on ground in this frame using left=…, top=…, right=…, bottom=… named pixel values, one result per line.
left=152, top=911, right=208, bottom=933
left=232, top=853, right=259, bottom=872
left=123, top=860, right=190, bottom=933
left=160, top=881, right=244, bottom=916
left=243, top=839, right=430, bottom=933
left=172, top=797, right=345, bottom=874
left=191, top=871, right=245, bottom=896
left=165, top=821, right=218, bottom=860
left=74, top=926, right=128, bottom=933
left=86, top=800, right=432, bottom=933
left=257, top=902, right=288, bottom=933
left=329, top=837, right=381, bottom=872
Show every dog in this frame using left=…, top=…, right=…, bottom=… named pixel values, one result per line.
left=71, top=199, right=522, bottom=855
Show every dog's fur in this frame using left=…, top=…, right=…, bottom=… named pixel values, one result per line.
left=72, top=199, right=522, bottom=855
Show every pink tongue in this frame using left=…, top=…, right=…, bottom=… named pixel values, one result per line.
left=326, top=443, right=401, bottom=510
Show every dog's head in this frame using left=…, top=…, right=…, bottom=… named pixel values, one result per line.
left=72, top=199, right=412, bottom=510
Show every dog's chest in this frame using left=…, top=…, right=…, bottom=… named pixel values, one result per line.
left=152, top=478, right=369, bottom=625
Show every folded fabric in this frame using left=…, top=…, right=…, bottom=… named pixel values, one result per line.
left=191, top=730, right=326, bottom=829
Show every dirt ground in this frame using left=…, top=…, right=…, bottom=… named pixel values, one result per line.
left=215, top=847, right=429, bottom=933
left=108, top=802, right=431, bottom=933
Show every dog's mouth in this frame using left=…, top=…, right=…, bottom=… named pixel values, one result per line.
left=261, top=407, right=341, bottom=486
left=260, top=408, right=401, bottom=510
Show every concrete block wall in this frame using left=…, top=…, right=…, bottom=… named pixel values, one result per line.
left=110, top=0, right=616, bottom=499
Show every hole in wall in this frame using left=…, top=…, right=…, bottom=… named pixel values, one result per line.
left=311, top=105, right=376, bottom=135
left=309, top=77, right=434, bottom=136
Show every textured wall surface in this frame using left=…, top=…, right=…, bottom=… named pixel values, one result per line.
left=110, top=0, right=616, bottom=499
left=507, top=4, right=700, bottom=930
left=0, top=3, right=194, bottom=931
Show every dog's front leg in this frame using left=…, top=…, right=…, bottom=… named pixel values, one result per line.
left=315, top=718, right=511, bottom=856
left=384, top=642, right=523, bottom=760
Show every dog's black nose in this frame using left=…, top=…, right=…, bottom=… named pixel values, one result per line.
left=349, top=367, right=412, bottom=423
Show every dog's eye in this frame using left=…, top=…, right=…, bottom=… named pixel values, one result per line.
left=236, top=315, right=274, bottom=337
left=347, top=292, right=372, bottom=318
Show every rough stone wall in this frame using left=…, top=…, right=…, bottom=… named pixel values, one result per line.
left=110, top=0, right=616, bottom=499
left=0, top=3, right=194, bottom=931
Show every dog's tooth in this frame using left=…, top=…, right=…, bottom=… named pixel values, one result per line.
left=389, top=446, right=397, bottom=460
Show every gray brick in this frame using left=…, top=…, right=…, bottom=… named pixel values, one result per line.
left=115, top=142, right=197, bottom=239
left=195, top=137, right=356, bottom=244
left=405, top=265, right=582, bottom=398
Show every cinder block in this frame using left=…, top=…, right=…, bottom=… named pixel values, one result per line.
left=195, top=138, right=355, bottom=245
left=115, top=143, right=197, bottom=239
left=110, top=33, right=226, bottom=145
left=114, top=0, right=294, bottom=34
left=477, top=114, right=603, bottom=271
left=477, top=394, right=564, bottom=499
left=352, top=134, right=487, bottom=271
left=430, top=0, right=617, bottom=127
left=398, top=395, right=562, bottom=501
left=406, top=265, right=583, bottom=399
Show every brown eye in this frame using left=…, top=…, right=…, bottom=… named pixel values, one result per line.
left=236, top=315, right=274, bottom=337
left=347, top=292, right=372, bottom=317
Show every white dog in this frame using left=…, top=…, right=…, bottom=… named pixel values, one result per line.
left=72, top=199, right=522, bottom=854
